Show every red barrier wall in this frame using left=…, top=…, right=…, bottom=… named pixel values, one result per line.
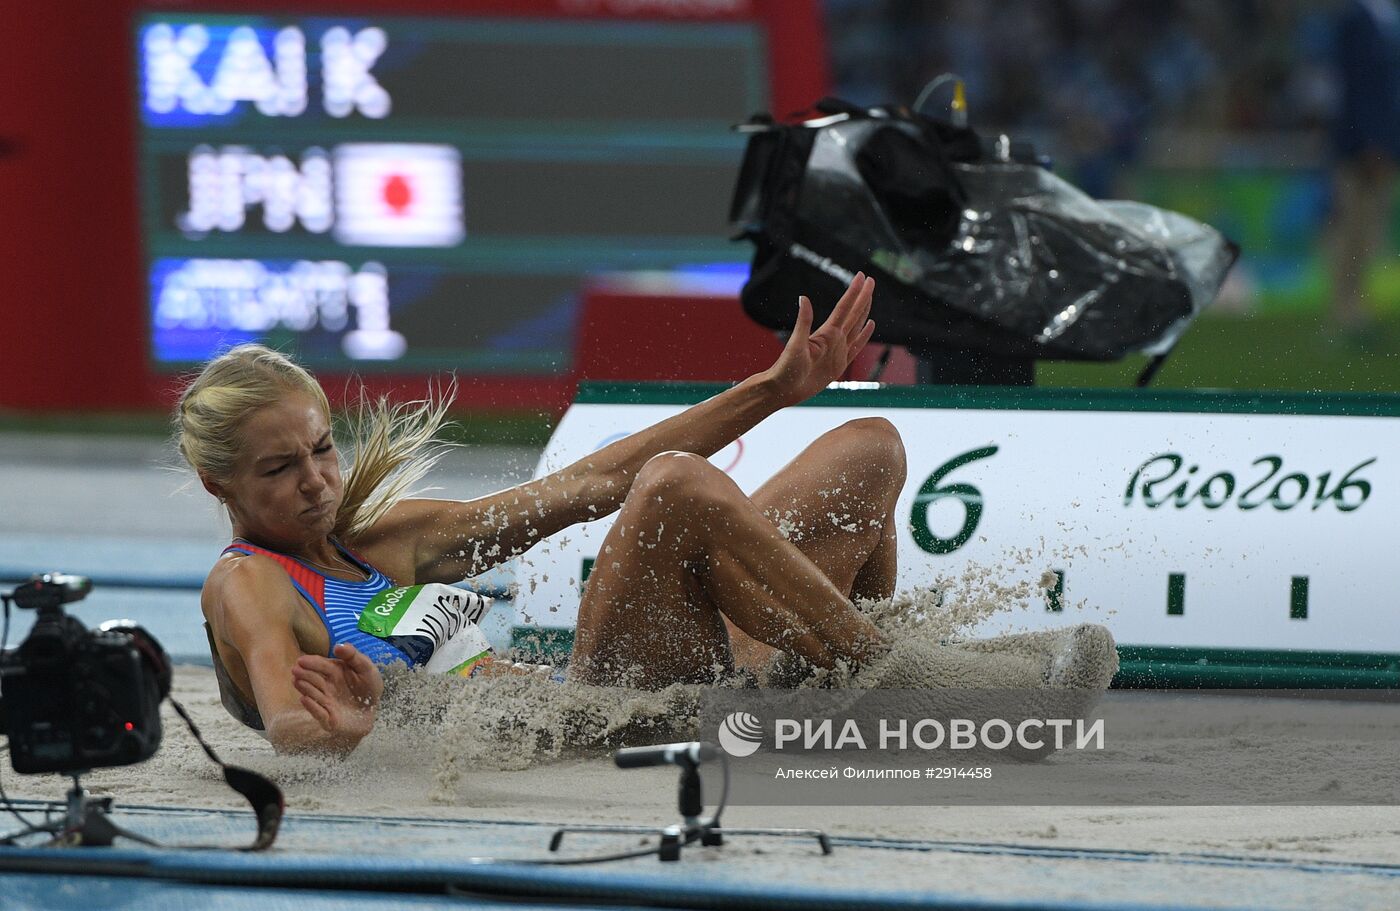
left=575, top=286, right=784, bottom=382
left=0, top=0, right=827, bottom=414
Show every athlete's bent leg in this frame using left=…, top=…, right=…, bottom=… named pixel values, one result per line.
left=570, top=451, right=887, bottom=689
left=730, top=417, right=907, bottom=672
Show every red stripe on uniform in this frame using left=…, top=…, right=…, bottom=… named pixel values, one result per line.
left=221, top=542, right=327, bottom=616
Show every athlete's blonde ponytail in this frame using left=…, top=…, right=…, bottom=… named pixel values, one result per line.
left=332, top=384, right=454, bottom=538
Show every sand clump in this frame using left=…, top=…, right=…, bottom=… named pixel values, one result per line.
left=761, top=577, right=1117, bottom=693
left=374, top=671, right=704, bottom=798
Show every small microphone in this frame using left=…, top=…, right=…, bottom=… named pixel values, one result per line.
left=614, top=741, right=719, bottom=769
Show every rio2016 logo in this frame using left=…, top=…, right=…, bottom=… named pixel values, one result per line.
left=909, top=446, right=999, bottom=555
left=1124, top=454, right=1375, bottom=512
left=373, top=586, right=411, bottom=615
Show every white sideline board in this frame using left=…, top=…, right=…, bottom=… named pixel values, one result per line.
left=513, top=383, right=1398, bottom=659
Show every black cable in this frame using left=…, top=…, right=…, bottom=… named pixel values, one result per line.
left=523, top=750, right=730, bottom=868
left=163, top=696, right=284, bottom=851
left=710, top=751, right=730, bottom=828
left=446, top=824, right=698, bottom=868
left=520, top=836, right=686, bottom=867
left=508, top=768, right=725, bottom=867
left=168, top=697, right=223, bottom=766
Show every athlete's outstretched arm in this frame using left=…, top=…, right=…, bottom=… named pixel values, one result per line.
left=358, top=274, right=876, bottom=583
left=206, top=555, right=382, bottom=754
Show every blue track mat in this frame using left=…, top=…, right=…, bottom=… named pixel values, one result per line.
left=3, top=804, right=1399, bottom=911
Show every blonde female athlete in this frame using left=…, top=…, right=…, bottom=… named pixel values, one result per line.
left=178, top=274, right=1113, bottom=755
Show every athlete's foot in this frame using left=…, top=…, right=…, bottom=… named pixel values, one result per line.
left=1044, top=623, right=1118, bottom=690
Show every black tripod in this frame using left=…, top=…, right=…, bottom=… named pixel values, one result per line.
left=2, top=773, right=155, bottom=848
left=549, top=742, right=831, bottom=862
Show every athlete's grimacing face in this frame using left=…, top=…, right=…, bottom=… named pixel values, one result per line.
left=213, top=392, right=344, bottom=547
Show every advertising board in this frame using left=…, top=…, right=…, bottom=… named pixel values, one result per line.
left=513, top=383, right=1400, bottom=685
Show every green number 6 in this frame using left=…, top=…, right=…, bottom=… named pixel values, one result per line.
left=909, top=445, right=999, bottom=555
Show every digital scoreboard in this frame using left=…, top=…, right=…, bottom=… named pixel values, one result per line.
left=137, top=12, right=770, bottom=372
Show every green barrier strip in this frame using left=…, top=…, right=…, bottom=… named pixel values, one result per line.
left=1115, top=645, right=1400, bottom=689
left=1117, top=645, right=1400, bottom=669
left=575, top=380, right=1400, bottom=417
left=1114, top=660, right=1400, bottom=689
left=511, top=629, right=1400, bottom=689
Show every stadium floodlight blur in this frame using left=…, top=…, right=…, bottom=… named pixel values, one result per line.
left=729, top=97, right=1239, bottom=386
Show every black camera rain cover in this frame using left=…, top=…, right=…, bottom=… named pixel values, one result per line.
left=729, top=101, right=1238, bottom=361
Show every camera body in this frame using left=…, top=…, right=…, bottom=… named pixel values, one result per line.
left=1, top=574, right=170, bottom=774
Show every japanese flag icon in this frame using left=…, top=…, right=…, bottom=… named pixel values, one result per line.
left=333, top=143, right=464, bottom=247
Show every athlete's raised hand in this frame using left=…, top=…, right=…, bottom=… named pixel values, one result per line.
left=762, top=272, right=876, bottom=407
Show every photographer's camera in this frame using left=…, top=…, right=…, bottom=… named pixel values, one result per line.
left=1, top=573, right=170, bottom=775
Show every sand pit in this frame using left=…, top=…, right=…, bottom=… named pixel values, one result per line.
left=4, top=665, right=1394, bottom=859
left=6, top=665, right=1400, bottom=910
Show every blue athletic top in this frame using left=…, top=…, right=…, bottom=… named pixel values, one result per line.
left=221, top=537, right=416, bottom=668
left=208, top=538, right=537, bottom=731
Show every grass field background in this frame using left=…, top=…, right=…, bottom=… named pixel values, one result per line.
left=1039, top=312, right=1400, bottom=393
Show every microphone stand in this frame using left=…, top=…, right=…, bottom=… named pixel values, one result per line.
left=548, top=742, right=831, bottom=862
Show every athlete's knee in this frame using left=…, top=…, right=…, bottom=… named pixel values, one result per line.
left=629, top=451, right=727, bottom=508
left=839, top=415, right=901, bottom=443
left=834, top=417, right=906, bottom=483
